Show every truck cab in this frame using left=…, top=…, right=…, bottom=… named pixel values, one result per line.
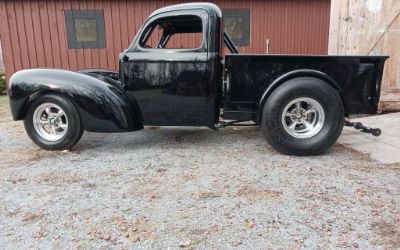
left=119, top=3, right=223, bottom=129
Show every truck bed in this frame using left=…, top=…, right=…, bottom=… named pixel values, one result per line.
left=223, top=54, right=388, bottom=121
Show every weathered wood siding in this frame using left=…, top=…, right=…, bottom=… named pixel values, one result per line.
left=0, top=0, right=330, bottom=84
left=329, top=0, right=400, bottom=111
left=0, top=40, right=4, bottom=72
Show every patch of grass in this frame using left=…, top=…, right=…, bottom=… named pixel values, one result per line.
left=0, top=95, right=8, bottom=105
left=0, top=95, right=9, bottom=119
left=0, top=72, right=5, bottom=94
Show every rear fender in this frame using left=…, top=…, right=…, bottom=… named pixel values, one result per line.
left=256, top=69, right=346, bottom=123
left=8, top=69, right=143, bottom=132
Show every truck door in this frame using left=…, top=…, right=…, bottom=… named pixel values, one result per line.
left=121, top=10, right=213, bottom=127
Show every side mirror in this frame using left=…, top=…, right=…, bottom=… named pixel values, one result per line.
left=122, top=54, right=129, bottom=62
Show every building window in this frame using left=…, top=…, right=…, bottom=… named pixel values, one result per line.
left=64, top=10, right=105, bottom=49
left=222, top=9, right=250, bottom=46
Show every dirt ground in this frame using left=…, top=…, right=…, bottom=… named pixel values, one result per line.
left=1, top=96, right=400, bottom=249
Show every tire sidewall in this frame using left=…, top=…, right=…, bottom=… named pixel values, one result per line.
left=262, top=77, right=344, bottom=155
left=24, top=94, right=83, bottom=150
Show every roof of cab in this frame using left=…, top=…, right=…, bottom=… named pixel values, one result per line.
left=149, top=2, right=222, bottom=18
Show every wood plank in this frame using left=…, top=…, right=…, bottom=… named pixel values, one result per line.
left=39, top=1, right=54, bottom=67
left=55, top=0, right=70, bottom=69
left=119, top=0, right=129, bottom=50
left=354, top=0, right=368, bottom=55
left=345, top=0, right=360, bottom=55
left=361, top=1, right=400, bottom=54
left=31, top=1, right=46, bottom=67
left=71, top=0, right=85, bottom=70
left=0, top=0, right=15, bottom=83
left=380, top=101, right=400, bottom=111
left=376, top=15, right=400, bottom=94
left=132, top=0, right=143, bottom=42
left=14, top=1, right=30, bottom=69
left=63, top=0, right=78, bottom=70
left=328, top=0, right=340, bottom=54
left=5, top=1, right=22, bottom=71
left=127, top=0, right=137, bottom=47
left=103, top=0, right=115, bottom=69
left=147, top=1, right=157, bottom=48
left=286, top=0, right=294, bottom=53
left=48, top=0, right=62, bottom=68
left=322, top=0, right=331, bottom=54
left=89, top=0, right=100, bottom=69
left=22, top=1, right=38, bottom=67
left=79, top=0, right=92, bottom=69
left=111, top=0, right=122, bottom=69
left=96, top=0, right=108, bottom=69
left=268, top=0, right=277, bottom=53
left=338, top=0, right=349, bottom=55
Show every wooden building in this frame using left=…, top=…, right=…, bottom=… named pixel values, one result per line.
left=0, top=0, right=330, bottom=82
left=0, top=41, right=4, bottom=72
left=2, top=0, right=399, bottom=110
left=329, top=0, right=400, bottom=110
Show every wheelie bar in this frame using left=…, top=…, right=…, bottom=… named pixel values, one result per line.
left=344, top=120, right=382, bottom=137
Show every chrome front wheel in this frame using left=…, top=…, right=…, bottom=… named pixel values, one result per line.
left=25, top=94, right=83, bottom=150
left=33, top=103, right=69, bottom=141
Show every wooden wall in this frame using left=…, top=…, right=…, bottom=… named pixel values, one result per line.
left=0, top=40, right=4, bottom=72
left=329, top=0, right=400, bottom=111
left=0, top=0, right=330, bottom=84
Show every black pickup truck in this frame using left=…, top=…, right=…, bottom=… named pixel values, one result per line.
left=8, top=3, right=387, bottom=155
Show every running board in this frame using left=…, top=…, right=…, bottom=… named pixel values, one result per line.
left=216, top=120, right=258, bottom=129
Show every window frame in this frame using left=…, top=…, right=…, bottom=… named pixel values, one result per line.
left=222, top=8, right=250, bottom=46
left=64, top=9, right=105, bottom=49
left=134, top=11, right=207, bottom=53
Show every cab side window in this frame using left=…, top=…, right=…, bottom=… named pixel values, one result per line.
left=139, top=15, right=203, bottom=49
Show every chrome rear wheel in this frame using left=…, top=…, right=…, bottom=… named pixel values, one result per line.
left=261, top=77, right=344, bottom=155
left=281, top=97, right=325, bottom=139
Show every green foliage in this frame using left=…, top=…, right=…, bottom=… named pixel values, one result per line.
left=0, top=72, right=5, bottom=94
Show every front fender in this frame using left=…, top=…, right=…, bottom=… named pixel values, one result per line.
left=8, top=68, right=143, bottom=132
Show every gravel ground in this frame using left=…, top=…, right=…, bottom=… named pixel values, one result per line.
left=1, top=97, right=400, bottom=249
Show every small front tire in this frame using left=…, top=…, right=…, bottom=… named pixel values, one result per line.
left=24, top=94, right=83, bottom=150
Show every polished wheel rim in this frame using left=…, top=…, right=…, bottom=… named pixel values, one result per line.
left=281, top=97, right=325, bottom=139
left=33, top=103, right=68, bottom=141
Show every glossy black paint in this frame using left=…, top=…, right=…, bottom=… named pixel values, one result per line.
left=78, top=68, right=120, bottom=81
left=8, top=3, right=388, bottom=133
left=8, top=69, right=143, bottom=132
left=120, top=3, right=223, bottom=128
left=223, top=55, right=388, bottom=122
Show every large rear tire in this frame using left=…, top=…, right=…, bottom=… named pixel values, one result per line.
left=261, top=77, right=344, bottom=155
left=24, top=94, right=83, bottom=150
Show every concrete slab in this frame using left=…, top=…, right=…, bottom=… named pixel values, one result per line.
left=338, top=112, right=400, bottom=164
